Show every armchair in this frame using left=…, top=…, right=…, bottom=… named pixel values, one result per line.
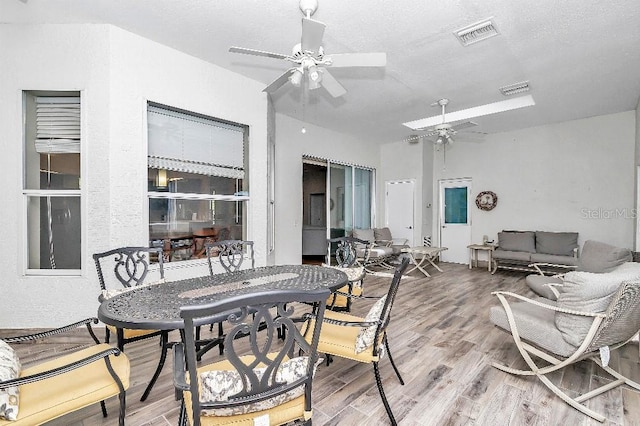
left=304, top=257, right=410, bottom=425
left=93, top=246, right=169, bottom=401
left=0, top=318, right=129, bottom=425
left=490, top=266, right=640, bottom=422
left=174, top=287, right=329, bottom=426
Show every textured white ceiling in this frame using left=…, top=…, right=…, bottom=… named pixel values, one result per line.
left=4, top=0, right=640, bottom=144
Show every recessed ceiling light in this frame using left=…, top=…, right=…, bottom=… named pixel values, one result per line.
left=454, top=18, right=499, bottom=46
left=500, top=81, right=531, bottom=96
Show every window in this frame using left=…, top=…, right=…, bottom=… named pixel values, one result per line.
left=23, top=92, right=82, bottom=274
left=147, top=103, right=249, bottom=262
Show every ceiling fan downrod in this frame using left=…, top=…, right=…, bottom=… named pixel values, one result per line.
left=299, top=0, right=318, bottom=18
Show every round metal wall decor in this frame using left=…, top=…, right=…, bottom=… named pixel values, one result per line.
left=475, top=191, right=498, bottom=211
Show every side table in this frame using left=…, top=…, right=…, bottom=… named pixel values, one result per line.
left=467, top=244, right=496, bottom=272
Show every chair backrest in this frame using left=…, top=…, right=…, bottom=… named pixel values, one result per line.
left=93, top=246, right=164, bottom=291
left=587, top=279, right=640, bottom=352
left=327, top=236, right=369, bottom=267
left=205, top=240, right=255, bottom=275
left=179, top=288, right=329, bottom=425
left=372, top=256, right=410, bottom=354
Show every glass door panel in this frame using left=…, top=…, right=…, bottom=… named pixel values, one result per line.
left=354, top=168, right=372, bottom=229
left=328, top=163, right=352, bottom=237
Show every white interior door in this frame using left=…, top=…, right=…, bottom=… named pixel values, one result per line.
left=439, top=179, right=472, bottom=263
left=385, top=180, right=414, bottom=247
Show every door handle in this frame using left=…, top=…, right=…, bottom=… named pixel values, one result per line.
left=406, top=226, right=413, bottom=229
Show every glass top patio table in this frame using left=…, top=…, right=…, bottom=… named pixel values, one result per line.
left=97, top=264, right=348, bottom=330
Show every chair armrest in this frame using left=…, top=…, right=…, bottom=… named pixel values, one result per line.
left=2, top=318, right=100, bottom=345
left=0, top=346, right=122, bottom=390
left=491, top=291, right=605, bottom=318
left=173, top=343, right=189, bottom=391
left=375, top=239, right=393, bottom=247
left=305, top=313, right=379, bottom=328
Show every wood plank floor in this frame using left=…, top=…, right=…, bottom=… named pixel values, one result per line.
left=4, top=262, right=640, bottom=425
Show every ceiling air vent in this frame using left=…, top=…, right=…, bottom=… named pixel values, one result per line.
left=454, top=18, right=499, bottom=46
left=499, top=81, right=531, bottom=96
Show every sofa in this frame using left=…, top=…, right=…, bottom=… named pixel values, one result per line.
left=492, top=230, right=579, bottom=274
left=526, top=240, right=633, bottom=299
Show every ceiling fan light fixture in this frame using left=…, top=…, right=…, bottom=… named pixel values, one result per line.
left=289, top=68, right=304, bottom=87
left=454, top=18, right=499, bottom=46
left=500, top=80, right=531, bottom=96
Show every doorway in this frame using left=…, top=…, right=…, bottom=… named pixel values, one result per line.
left=439, top=178, right=472, bottom=264
left=385, top=180, right=415, bottom=247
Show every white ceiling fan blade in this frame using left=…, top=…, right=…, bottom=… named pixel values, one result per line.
left=450, top=121, right=477, bottom=131
left=403, top=95, right=536, bottom=130
left=229, top=46, right=289, bottom=60
left=320, top=69, right=347, bottom=98
left=328, top=52, right=387, bottom=68
left=263, top=69, right=294, bottom=93
left=301, top=18, right=326, bottom=54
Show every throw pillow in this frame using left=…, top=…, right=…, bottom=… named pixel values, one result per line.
left=355, top=295, right=387, bottom=354
left=0, top=340, right=21, bottom=421
left=200, top=356, right=317, bottom=417
left=555, top=263, right=640, bottom=347
left=352, top=228, right=375, bottom=243
left=535, top=231, right=578, bottom=256
left=497, top=231, right=536, bottom=253
left=577, top=240, right=633, bottom=273
left=374, top=227, right=393, bottom=242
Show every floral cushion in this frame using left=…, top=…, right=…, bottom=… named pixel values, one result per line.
left=199, top=356, right=317, bottom=417
left=0, top=340, right=21, bottom=421
left=355, top=295, right=387, bottom=354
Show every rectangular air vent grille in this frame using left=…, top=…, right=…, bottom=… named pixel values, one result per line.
left=454, top=19, right=499, bottom=46
left=500, top=81, right=531, bottom=96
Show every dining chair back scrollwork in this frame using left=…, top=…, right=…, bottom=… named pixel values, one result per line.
left=324, top=237, right=368, bottom=312
left=175, top=288, right=330, bottom=426
left=205, top=240, right=255, bottom=276
left=92, top=246, right=169, bottom=402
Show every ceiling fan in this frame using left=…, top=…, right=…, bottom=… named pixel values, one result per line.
left=403, top=95, right=536, bottom=145
left=405, top=99, right=480, bottom=146
left=229, top=0, right=386, bottom=98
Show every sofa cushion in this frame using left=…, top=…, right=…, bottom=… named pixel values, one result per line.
left=525, top=275, right=563, bottom=300
left=529, top=253, right=579, bottom=266
left=535, top=231, right=578, bottom=256
left=373, top=227, right=393, bottom=241
left=555, top=262, right=640, bottom=347
left=498, top=231, right=536, bottom=253
left=492, top=249, right=532, bottom=262
left=352, top=228, right=375, bottom=243
left=577, top=240, right=632, bottom=273
left=490, top=297, right=577, bottom=357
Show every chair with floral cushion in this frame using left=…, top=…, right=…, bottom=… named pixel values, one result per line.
left=303, top=257, right=409, bottom=426
left=324, top=236, right=367, bottom=312
left=174, top=286, right=329, bottom=426
left=490, top=264, right=640, bottom=422
left=93, top=246, right=169, bottom=401
left=0, top=318, right=129, bottom=425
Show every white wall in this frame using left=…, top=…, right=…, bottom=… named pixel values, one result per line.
left=635, top=98, right=640, bottom=250
left=274, top=114, right=379, bottom=265
left=378, top=140, right=425, bottom=246
left=433, top=111, right=636, bottom=251
left=0, top=24, right=268, bottom=327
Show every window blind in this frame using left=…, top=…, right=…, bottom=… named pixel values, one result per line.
left=34, top=96, right=81, bottom=154
left=148, top=105, right=245, bottom=179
